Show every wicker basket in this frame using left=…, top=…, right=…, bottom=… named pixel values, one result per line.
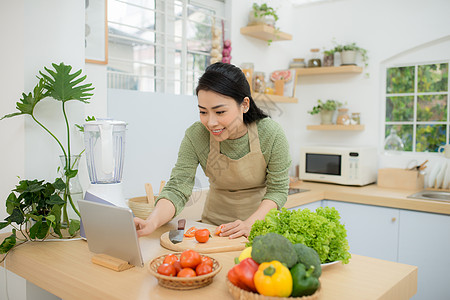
left=149, top=253, right=222, bottom=290
left=128, top=196, right=155, bottom=219
left=226, top=278, right=321, bottom=300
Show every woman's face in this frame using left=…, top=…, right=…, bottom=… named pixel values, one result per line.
left=197, top=90, right=249, bottom=142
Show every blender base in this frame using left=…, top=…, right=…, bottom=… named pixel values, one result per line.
left=85, top=183, right=128, bottom=208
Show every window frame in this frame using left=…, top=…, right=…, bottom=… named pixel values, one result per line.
left=383, top=59, right=450, bottom=153
left=107, top=0, right=228, bottom=95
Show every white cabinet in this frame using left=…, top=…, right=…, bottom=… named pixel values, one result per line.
left=398, top=210, right=450, bottom=300
left=323, top=200, right=400, bottom=262
left=288, top=201, right=322, bottom=211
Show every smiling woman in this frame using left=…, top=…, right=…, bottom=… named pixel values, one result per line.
left=134, top=62, right=292, bottom=240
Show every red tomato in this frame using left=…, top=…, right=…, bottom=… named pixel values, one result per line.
left=215, top=224, right=225, bottom=236
left=201, top=256, right=213, bottom=268
left=195, top=229, right=211, bottom=243
left=173, top=261, right=182, bottom=273
left=196, top=262, right=213, bottom=276
left=180, top=249, right=202, bottom=269
left=177, top=268, right=196, bottom=277
left=163, top=254, right=179, bottom=265
left=157, top=263, right=177, bottom=276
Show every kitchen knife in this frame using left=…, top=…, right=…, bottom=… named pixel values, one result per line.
left=169, top=219, right=186, bottom=244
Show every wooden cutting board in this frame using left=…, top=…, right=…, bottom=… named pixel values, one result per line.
left=160, top=231, right=247, bottom=254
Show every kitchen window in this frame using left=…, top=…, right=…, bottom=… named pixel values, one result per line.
left=384, top=61, right=449, bottom=152
left=107, top=0, right=227, bottom=95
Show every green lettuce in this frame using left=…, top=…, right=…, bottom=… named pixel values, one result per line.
left=247, top=207, right=351, bottom=264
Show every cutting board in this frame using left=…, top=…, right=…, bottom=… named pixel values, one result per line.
left=160, top=231, right=247, bottom=254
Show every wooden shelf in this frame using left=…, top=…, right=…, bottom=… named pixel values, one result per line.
left=240, top=25, right=292, bottom=42
left=295, top=65, right=363, bottom=76
left=253, top=92, right=298, bottom=103
left=307, top=124, right=365, bottom=131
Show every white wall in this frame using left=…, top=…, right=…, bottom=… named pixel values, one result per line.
left=230, top=0, right=450, bottom=174
left=0, top=0, right=84, bottom=223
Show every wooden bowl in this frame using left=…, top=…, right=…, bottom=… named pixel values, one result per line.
left=128, top=196, right=155, bottom=219
left=149, top=253, right=222, bottom=290
left=226, top=278, right=321, bottom=300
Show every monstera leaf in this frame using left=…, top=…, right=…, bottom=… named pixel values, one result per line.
left=40, top=62, right=94, bottom=103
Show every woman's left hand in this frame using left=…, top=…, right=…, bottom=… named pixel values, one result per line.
left=218, top=220, right=252, bottom=239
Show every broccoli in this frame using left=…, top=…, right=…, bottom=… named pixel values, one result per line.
left=251, top=232, right=298, bottom=268
left=293, top=243, right=322, bottom=278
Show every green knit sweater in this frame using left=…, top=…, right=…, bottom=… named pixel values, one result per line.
left=157, top=117, right=292, bottom=217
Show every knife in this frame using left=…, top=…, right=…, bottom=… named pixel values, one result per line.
left=169, top=219, right=186, bottom=244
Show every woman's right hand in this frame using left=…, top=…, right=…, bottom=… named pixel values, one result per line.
left=133, top=198, right=176, bottom=237
left=134, top=217, right=156, bottom=237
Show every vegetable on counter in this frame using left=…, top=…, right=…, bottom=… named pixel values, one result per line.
left=194, top=228, right=211, bottom=243
left=238, top=246, right=252, bottom=263
left=227, top=258, right=259, bottom=292
left=157, top=250, right=213, bottom=278
left=293, top=243, right=322, bottom=278
left=290, top=263, right=320, bottom=297
left=254, top=260, right=293, bottom=297
left=247, top=207, right=351, bottom=264
left=251, top=232, right=298, bottom=268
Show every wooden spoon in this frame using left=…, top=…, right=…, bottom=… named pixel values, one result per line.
left=159, top=180, right=166, bottom=195
left=145, top=183, right=154, bottom=206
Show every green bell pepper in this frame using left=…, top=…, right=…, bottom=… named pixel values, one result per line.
left=290, top=263, right=320, bottom=297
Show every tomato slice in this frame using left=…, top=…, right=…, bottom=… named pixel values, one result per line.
left=183, top=226, right=197, bottom=237
left=215, top=224, right=225, bottom=236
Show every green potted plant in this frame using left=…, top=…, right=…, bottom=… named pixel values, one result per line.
left=1, top=62, right=94, bottom=237
left=308, top=99, right=343, bottom=125
left=248, top=3, right=279, bottom=27
left=334, top=42, right=368, bottom=68
left=0, top=178, right=71, bottom=262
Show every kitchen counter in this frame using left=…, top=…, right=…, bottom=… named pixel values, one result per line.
left=286, top=181, right=450, bottom=215
left=1, top=219, right=417, bottom=300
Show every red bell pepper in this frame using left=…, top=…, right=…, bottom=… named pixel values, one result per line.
left=227, top=258, right=259, bottom=292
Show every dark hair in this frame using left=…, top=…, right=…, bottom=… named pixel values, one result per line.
left=196, top=62, right=268, bottom=124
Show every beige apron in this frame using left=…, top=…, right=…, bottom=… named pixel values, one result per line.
left=202, top=122, right=267, bottom=225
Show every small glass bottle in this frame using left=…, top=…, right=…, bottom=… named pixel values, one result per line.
left=308, top=48, right=322, bottom=68
left=384, top=128, right=404, bottom=152
left=351, top=112, right=361, bottom=125
left=289, top=58, right=306, bottom=69
left=253, top=72, right=266, bottom=93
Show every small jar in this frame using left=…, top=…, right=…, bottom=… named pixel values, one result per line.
left=289, top=58, right=306, bottom=69
left=308, top=48, right=322, bottom=68
left=336, top=108, right=350, bottom=125
left=264, top=80, right=274, bottom=95
left=351, top=112, right=361, bottom=125
left=253, top=72, right=266, bottom=93
left=241, top=63, right=254, bottom=90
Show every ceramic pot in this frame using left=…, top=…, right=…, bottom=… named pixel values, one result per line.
left=340, top=50, right=357, bottom=65
left=320, top=110, right=334, bottom=125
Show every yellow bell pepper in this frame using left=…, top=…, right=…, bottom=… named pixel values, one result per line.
left=254, top=260, right=293, bottom=297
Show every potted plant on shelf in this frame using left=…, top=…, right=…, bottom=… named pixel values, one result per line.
left=0, top=62, right=94, bottom=255
left=308, top=99, right=343, bottom=125
left=248, top=3, right=279, bottom=27
left=334, top=42, right=368, bottom=68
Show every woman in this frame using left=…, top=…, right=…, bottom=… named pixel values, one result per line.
left=134, top=62, right=291, bottom=239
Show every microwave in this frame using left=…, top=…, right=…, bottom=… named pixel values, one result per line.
left=299, top=146, right=378, bottom=186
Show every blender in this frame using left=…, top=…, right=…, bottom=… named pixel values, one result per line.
left=83, top=119, right=128, bottom=208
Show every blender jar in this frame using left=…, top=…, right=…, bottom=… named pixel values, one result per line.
left=84, top=119, right=127, bottom=184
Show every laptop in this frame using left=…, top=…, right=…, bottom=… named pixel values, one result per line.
left=78, top=199, right=144, bottom=267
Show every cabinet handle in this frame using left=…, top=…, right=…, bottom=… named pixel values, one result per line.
left=391, top=217, right=397, bottom=222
